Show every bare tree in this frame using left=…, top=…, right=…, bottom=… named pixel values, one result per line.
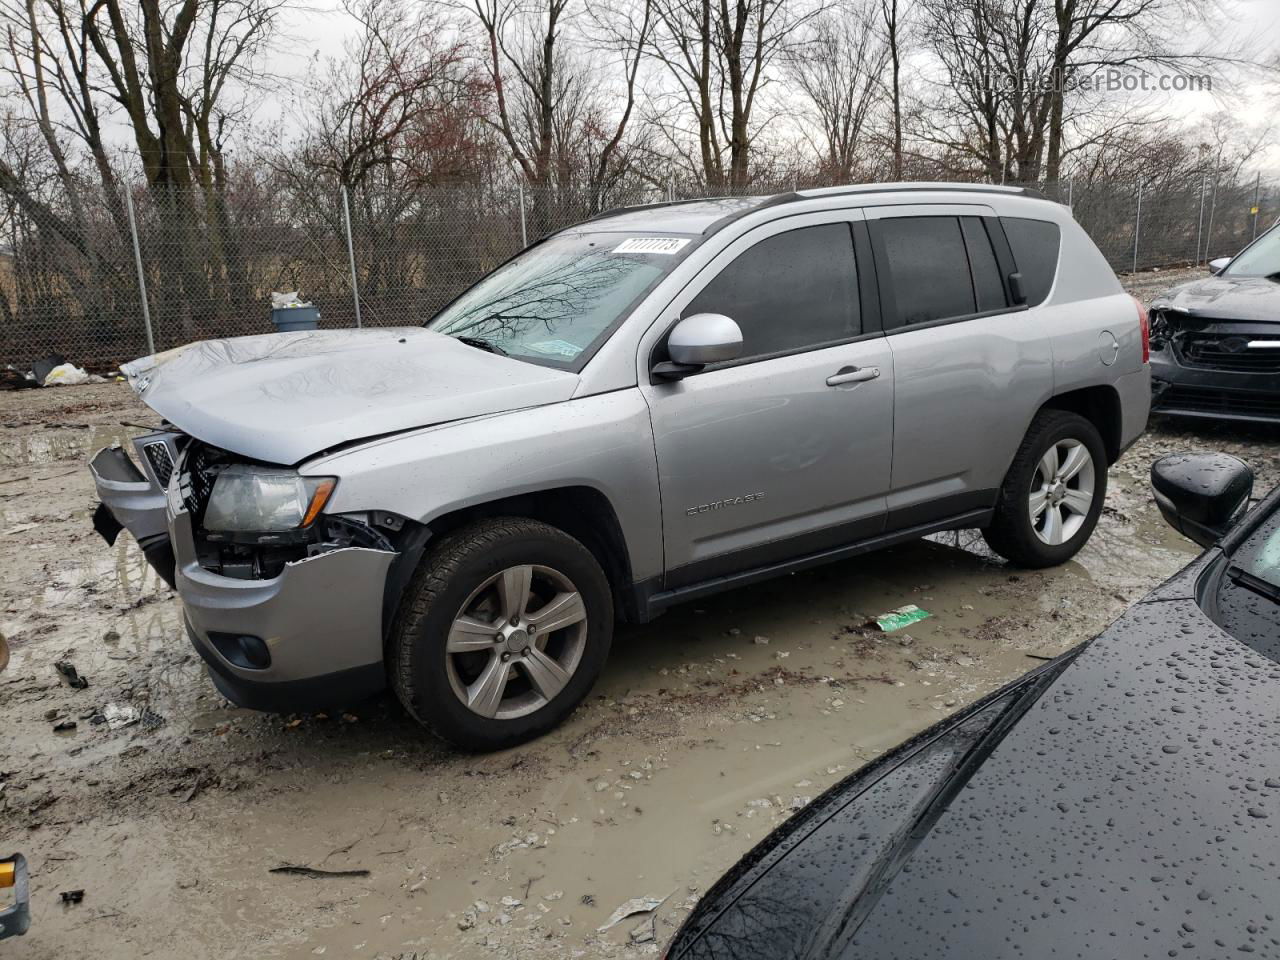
left=276, top=0, right=487, bottom=317
left=1043, top=0, right=1229, bottom=181
left=648, top=0, right=820, bottom=190
left=0, top=0, right=282, bottom=340
left=297, top=0, right=474, bottom=190
left=878, top=0, right=904, bottom=179
left=787, top=4, right=888, bottom=182
left=465, top=0, right=651, bottom=231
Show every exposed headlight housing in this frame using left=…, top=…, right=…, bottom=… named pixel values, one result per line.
left=203, top=465, right=336, bottom=535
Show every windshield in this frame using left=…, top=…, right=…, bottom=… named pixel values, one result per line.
left=427, top=232, right=696, bottom=368
left=1223, top=225, right=1280, bottom=279
left=1232, top=505, right=1280, bottom=593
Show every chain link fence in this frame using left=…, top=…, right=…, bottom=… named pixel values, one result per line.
left=2, top=174, right=1277, bottom=371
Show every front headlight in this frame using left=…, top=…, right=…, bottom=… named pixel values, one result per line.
left=203, top=465, right=336, bottom=533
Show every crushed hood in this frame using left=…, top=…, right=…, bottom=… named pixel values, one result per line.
left=122, top=328, right=580, bottom=463
left=1152, top=273, right=1280, bottom=323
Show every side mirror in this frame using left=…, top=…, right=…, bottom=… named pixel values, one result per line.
left=1151, top=452, right=1253, bottom=548
left=1208, top=257, right=1231, bottom=276
left=1007, top=271, right=1027, bottom=306
left=652, top=313, right=743, bottom=381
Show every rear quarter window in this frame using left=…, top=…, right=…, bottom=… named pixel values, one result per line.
left=1001, top=217, right=1061, bottom=307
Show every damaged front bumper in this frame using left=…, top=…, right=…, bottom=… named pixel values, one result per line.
left=1150, top=318, right=1280, bottom=423
left=90, top=438, right=398, bottom=713
left=170, top=506, right=394, bottom=711
left=88, top=435, right=182, bottom=588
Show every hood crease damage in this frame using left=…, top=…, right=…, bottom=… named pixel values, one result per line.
left=121, top=328, right=580, bottom=464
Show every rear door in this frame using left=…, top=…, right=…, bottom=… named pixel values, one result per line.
left=867, top=206, right=1054, bottom=529
left=640, top=210, right=894, bottom=589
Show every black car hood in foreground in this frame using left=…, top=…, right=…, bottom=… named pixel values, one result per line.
left=669, top=554, right=1280, bottom=959
left=1152, top=274, right=1280, bottom=323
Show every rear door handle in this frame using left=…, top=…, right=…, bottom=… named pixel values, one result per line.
left=826, top=366, right=880, bottom=387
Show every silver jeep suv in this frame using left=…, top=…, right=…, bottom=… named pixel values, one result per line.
left=90, top=184, right=1150, bottom=749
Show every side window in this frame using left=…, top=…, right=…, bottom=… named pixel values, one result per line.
left=1001, top=217, right=1061, bottom=306
left=877, top=217, right=975, bottom=326
left=961, top=217, right=1007, bottom=313
left=686, top=223, right=860, bottom=361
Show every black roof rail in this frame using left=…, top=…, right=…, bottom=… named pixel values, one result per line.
left=795, top=182, right=1051, bottom=202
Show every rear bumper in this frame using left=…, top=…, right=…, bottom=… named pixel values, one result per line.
left=1151, top=347, right=1280, bottom=423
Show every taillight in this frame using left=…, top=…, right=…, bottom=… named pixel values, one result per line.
left=1133, top=296, right=1150, bottom=364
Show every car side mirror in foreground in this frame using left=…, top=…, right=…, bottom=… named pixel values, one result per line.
left=652, top=313, right=743, bottom=381
left=1151, top=452, right=1253, bottom=548
left=1208, top=257, right=1231, bottom=276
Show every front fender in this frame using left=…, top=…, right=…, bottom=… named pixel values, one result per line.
left=303, top=391, right=663, bottom=584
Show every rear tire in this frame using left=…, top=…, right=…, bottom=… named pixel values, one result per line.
left=982, top=410, right=1108, bottom=568
left=390, top=517, right=613, bottom=751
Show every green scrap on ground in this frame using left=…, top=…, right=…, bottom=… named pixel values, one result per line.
left=873, top=604, right=932, bottom=632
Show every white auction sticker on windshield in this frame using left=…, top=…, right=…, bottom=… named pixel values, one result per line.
left=527, top=339, right=583, bottom=359
left=613, top=237, right=691, bottom=255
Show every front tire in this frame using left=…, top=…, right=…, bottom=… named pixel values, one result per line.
left=982, top=410, right=1107, bottom=568
left=390, top=518, right=613, bottom=751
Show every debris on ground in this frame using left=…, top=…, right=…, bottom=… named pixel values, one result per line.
left=41, top=363, right=92, bottom=387
left=0, top=366, right=38, bottom=391
left=870, top=604, right=932, bottom=632
left=629, top=915, right=657, bottom=943
left=31, top=355, right=68, bottom=384
left=54, top=661, right=89, bottom=689
left=59, top=890, right=84, bottom=905
left=103, top=703, right=139, bottom=730
left=596, top=892, right=671, bottom=932
left=268, top=865, right=371, bottom=879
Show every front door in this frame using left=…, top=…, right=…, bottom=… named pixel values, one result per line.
left=640, top=212, right=894, bottom=590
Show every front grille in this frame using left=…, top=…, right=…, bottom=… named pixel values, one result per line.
left=180, top=442, right=228, bottom=522
left=1177, top=333, right=1280, bottom=373
left=141, top=440, right=174, bottom=488
left=1157, top=385, right=1280, bottom=420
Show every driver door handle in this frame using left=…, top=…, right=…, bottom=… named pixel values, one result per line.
left=826, top=366, right=880, bottom=387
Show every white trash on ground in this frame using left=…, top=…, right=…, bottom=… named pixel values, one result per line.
left=41, top=363, right=91, bottom=386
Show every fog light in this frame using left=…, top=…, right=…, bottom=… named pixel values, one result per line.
left=208, top=632, right=272, bottom=670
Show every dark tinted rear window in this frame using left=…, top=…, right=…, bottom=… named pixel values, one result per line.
left=688, top=223, right=860, bottom=360
left=878, top=217, right=975, bottom=325
left=1001, top=217, right=1061, bottom=306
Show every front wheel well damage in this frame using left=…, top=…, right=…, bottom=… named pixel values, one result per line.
left=1040, top=386, right=1122, bottom=465
left=422, top=487, right=637, bottom=621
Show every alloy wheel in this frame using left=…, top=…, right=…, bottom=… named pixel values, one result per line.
left=1028, top=438, right=1096, bottom=546
left=444, top=564, right=588, bottom=720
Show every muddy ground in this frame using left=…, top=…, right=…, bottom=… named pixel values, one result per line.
left=4, top=282, right=1279, bottom=959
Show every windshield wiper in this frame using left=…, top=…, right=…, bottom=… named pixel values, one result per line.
left=1226, top=564, right=1280, bottom=604
left=455, top=335, right=508, bottom=357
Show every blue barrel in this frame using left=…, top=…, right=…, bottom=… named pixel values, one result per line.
left=271, top=305, right=320, bottom=332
